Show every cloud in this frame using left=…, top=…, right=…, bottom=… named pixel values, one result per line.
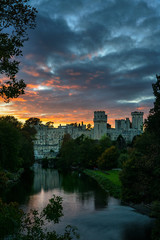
left=1, top=0, right=159, bottom=125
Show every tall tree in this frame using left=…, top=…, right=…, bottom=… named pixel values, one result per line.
left=0, top=116, right=36, bottom=171
left=45, top=121, right=54, bottom=127
left=0, top=115, right=22, bottom=129
left=87, top=123, right=92, bottom=130
left=0, top=0, right=37, bottom=102
left=120, top=75, right=160, bottom=204
left=145, top=74, right=160, bottom=136
left=24, top=117, right=42, bottom=126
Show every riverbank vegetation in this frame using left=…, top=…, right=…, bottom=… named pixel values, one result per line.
left=56, top=132, right=128, bottom=171
left=84, top=169, right=121, bottom=198
left=0, top=116, right=36, bottom=194
left=120, top=75, right=160, bottom=240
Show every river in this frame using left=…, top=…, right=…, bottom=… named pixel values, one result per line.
left=6, top=164, right=153, bottom=240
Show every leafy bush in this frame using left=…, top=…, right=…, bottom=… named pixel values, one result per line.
left=97, top=146, right=119, bottom=170
left=0, top=195, right=79, bottom=240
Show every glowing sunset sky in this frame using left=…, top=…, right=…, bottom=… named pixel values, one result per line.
left=1, top=0, right=160, bottom=127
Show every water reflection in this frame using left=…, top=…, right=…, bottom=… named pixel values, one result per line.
left=3, top=169, right=34, bottom=203
left=21, top=164, right=108, bottom=214
left=71, top=205, right=152, bottom=240
left=9, top=164, right=153, bottom=240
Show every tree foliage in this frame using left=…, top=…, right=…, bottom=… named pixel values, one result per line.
left=24, top=117, right=42, bottom=126
left=0, top=199, right=23, bottom=239
left=0, top=119, right=22, bottom=170
left=97, top=146, right=119, bottom=170
left=117, top=153, right=129, bottom=168
left=0, top=116, right=36, bottom=171
left=0, top=0, right=37, bottom=102
left=86, top=123, right=92, bottom=130
left=0, top=195, right=79, bottom=240
left=120, top=75, right=160, bottom=204
left=57, top=135, right=116, bottom=170
left=45, top=121, right=54, bottom=128
left=144, top=74, right=160, bottom=136
left=57, top=135, right=98, bottom=170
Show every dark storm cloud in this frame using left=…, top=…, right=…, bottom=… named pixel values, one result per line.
left=13, top=0, right=160, bottom=123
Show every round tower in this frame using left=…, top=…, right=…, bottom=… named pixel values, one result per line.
left=93, top=111, right=107, bottom=139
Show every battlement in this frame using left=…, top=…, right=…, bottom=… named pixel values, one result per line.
left=93, top=111, right=107, bottom=122
left=131, top=111, right=144, bottom=116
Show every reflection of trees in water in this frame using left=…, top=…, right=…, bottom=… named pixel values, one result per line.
left=6, top=164, right=108, bottom=209
left=4, top=169, right=34, bottom=204
left=60, top=172, right=108, bottom=209
left=32, top=164, right=61, bottom=193
left=32, top=165, right=108, bottom=209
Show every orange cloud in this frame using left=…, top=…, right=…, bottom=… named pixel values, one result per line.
left=12, top=98, right=26, bottom=102
left=54, top=84, right=87, bottom=91
left=45, top=78, right=61, bottom=86
left=0, top=76, right=10, bottom=83
left=23, top=67, right=40, bottom=77
left=27, top=84, right=39, bottom=89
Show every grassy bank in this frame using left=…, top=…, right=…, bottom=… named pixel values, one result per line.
left=84, top=169, right=121, bottom=199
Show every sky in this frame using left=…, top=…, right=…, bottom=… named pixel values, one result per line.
left=1, top=0, right=160, bottom=127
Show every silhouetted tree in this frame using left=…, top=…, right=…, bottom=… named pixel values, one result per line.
left=24, top=117, right=42, bottom=126
left=145, top=74, right=160, bottom=137
left=0, top=115, right=22, bottom=129
left=45, top=121, right=54, bottom=127
left=87, top=123, right=92, bottom=130
left=0, top=195, right=79, bottom=240
left=0, top=116, right=35, bottom=171
left=0, top=0, right=37, bottom=102
left=98, top=135, right=112, bottom=153
left=120, top=75, right=160, bottom=204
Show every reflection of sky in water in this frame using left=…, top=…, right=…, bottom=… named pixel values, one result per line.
left=20, top=164, right=153, bottom=240
left=23, top=188, right=96, bottom=219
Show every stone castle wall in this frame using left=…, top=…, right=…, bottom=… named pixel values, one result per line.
left=33, top=111, right=143, bottom=159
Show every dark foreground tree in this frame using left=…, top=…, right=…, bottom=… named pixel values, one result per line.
left=0, top=116, right=35, bottom=171
left=0, top=195, right=79, bottom=240
left=120, top=75, right=160, bottom=204
left=144, top=74, right=160, bottom=137
left=0, top=0, right=37, bottom=102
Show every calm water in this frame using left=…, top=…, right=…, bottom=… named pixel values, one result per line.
left=7, top=164, right=153, bottom=240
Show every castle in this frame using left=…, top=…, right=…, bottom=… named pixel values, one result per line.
left=34, top=111, right=144, bottom=159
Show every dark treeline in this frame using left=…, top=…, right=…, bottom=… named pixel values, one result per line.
left=0, top=116, right=36, bottom=194
left=120, top=75, right=160, bottom=205
left=56, top=133, right=127, bottom=171
left=120, top=75, right=160, bottom=240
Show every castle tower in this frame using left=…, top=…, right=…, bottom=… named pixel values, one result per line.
left=93, top=111, right=107, bottom=139
left=131, top=111, right=144, bottom=132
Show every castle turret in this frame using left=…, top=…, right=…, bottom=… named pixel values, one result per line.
left=131, top=111, right=144, bottom=132
left=93, top=111, right=107, bottom=139
left=115, top=118, right=130, bottom=130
